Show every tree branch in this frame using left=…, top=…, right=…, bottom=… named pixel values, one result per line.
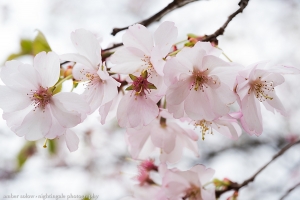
left=203, top=0, right=250, bottom=43
left=215, top=139, right=300, bottom=198
left=280, top=182, right=300, bottom=200
left=111, top=0, right=200, bottom=36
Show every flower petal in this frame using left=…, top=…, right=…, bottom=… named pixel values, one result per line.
left=60, top=53, right=94, bottom=70
left=65, top=130, right=79, bottom=152
left=110, top=47, right=146, bottom=74
left=153, top=21, right=178, bottom=56
left=34, top=51, right=60, bottom=88
left=70, top=29, right=101, bottom=67
left=123, top=24, right=153, bottom=55
left=0, top=86, right=31, bottom=112
left=15, top=107, right=52, bottom=140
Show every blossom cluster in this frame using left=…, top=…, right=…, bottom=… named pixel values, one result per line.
left=0, top=21, right=298, bottom=199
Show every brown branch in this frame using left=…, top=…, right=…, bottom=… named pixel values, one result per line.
left=102, top=43, right=123, bottom=52
left=111, top=0, right=200, bottom=36
left=279, top=182, right=300, bottom=200
left=203, top=0, right=250, bottom=43
left=215, top=139, right=300, bottom=198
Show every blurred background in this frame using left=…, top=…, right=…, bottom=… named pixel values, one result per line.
left=0, top=0, right=300, bottom=199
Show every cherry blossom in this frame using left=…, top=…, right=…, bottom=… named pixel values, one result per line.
left=117, top=71, right=159, bottom=128
left=164, top=42, right=239, bottom=120
left=0, top=52, right=90, bottom=151
left=191, top=113, right=242, bottom=140
left=110, top=21, right=178, bottom=76
left=159, top=164, right=216, bottom=200
left=60, top=29, right=120, bottom=117
left=235, top=62, right=291, bottom=135
left=126, top=111, right=199, bottom=163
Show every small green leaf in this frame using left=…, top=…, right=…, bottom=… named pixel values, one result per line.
left=20, top=39, right=33, bottom=54
left=148, top=83, right=157, bottom=90
left=48, top=139, right=57, bottom=155
left=17, top=141, right=36, bottom=170
left=32, top=30, right=52, bottom=55
left=6, top=53, right=24, bottom=61
left=187, top=33, right=198, bottom=39
left=129, top=74, right=138, bottom=81
left=125, top=85, right=133, bottom=90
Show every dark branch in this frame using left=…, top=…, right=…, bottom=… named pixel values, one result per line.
left=203, top=0, right=249, bottom=43
left=280, top=182, right=300, bottom=200
left=215, top=139, right=300, bottom=198
left=102, top=43, right=123, bottom=52
left=111, top=0, right=200, bottom=36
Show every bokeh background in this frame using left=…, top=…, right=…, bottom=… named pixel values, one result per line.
left=0, top=0, right=300, bottom=199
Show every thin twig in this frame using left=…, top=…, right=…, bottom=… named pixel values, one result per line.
left=280, top=182, right=300, bottom=200
left=203, top=0, right=250, bottom=43
left=215, top=139, right=300, bottom=198
left=102, top=43, right=123, bottom=52
left=111, top=0, right=200, bottom=36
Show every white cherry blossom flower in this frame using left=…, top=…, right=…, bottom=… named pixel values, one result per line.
left=235, top=61, right=299, bottom=135
left=60, top=29, right=120, bottom=117
left=164, top=42, right=239, bottom=120
left=0, top=52, right=90, bottom=151
left=110, top=21, right=178, bottom=76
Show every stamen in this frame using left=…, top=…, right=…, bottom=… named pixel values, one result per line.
left=43, top=138, right=48, bottom=148
left=194, top=120, right=213, bottom=140
left=251, top=78, right=274, bottom=102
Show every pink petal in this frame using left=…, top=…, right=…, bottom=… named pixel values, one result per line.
left=45, top=115, right=66, bottom=139
left=266, top=93, right=286, bottom=115
left=160, top=137, right=183, bottom=164
left=150, top=46, right=165, bottom=76
left=70, top=29, right=101, bottom=67
left=51, top=93, right=89, bottom=128
left=117, top=93, right=132, bottom=128
left=194, top=42, right=221, bottom=56
left=184, top=90, right=215, bottom=120
left=163, top=57, right=191, bottom=86
left=0, top=86, right=31, bottom=112
left=206, top=83, right=236, bottom=117
left=2, top=105, right=33, bottom=137
left=60, top=53, right=94, bottom=69
left=127, top=95, right=159, bottom=127
left=166, top=78, right=192, bottom=105
left=34, top=52, right=60, bottom=88
left=202, top=55, right=230, bottom=73
left=12, top=64, right=40, bottom=89
left=1, top=60, right=23, bottom=86
left=241, top=94, right=263, bottom=135
left=167, top=102, right=185, bottom=119
left=126, top=127, right=152, bottom=159
left=15, top=107, right=52, bottom=140
left=123, top=24, right=153, bottom=55
left=65, top=130, right=79, bottom=152
left=83, top=83, right=105, bottom=112
left=153, top=21, right=178, bottom=56
left=99, top=100, right=113, bottom=125
left=150, top=123, right=176, bottom=153
left=110, top=47, right=145, bottom=74
left=72, top=63, right=96, bottom=81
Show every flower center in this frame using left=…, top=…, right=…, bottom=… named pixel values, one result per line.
left=194, top=119, right=213, bottom=140
left=250, top=77, right=274, bottom=102
left=80, top=69, right=102, bottom=89
left=191, top=69, right=217, bottom=91
left=183, top=184, right=201, bottom=200
left=126, top=71, right=157, bottom=97
left=28, top=86, right=52, bottom=110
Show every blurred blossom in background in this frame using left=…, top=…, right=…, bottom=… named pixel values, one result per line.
left=0, top=0, right=300, bottom=199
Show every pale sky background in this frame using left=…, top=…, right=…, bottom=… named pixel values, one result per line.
left=0, top=0, right=300, bottom=200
